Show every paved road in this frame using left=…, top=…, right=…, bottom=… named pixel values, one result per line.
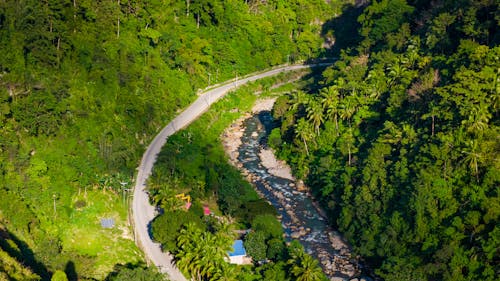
left=131, top=63, right=331, bottom=281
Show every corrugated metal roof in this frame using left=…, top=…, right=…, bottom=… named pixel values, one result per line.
left=228, top=240, right=246, bottom=257
left=100, top=218, right=115, bottom=228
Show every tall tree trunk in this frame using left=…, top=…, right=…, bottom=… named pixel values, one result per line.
left=117, top=0, right=120, bottom=38
left=431, top=114, right=435, bottom=136
left=348, top=145, right=351, bottom=166
left=335, top=115, right=339, bottom=136
left=73, top=0, right=76, bottom=33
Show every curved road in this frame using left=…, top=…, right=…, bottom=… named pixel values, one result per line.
left=132, top=63, right=331, bottom=281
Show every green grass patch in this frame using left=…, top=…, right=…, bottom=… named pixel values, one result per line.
left=60, top=190, right=142, bottom=279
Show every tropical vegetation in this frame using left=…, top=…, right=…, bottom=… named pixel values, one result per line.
left=270, top=1, right=500, bottom=280
left=2, top=0, right=497, bottom=280
left=149, top=76, right=327, bottom=280
left=0, top=0, right=335, bottom=279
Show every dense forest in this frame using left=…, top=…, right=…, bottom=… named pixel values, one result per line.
left=2, top=0, right=498, bottom=280
left=270, top=0, right=500, bottom=280
left=0, top=0, right=337, bottom=280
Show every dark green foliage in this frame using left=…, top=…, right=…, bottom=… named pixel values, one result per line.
left=105, top=264, right=166, bottom=281
left=251, top=214, right=284, bottom=240
left=151, top=210, right=204, bottom=252
left=234, top=200, right=277, bottom=225
left=0, top=0, right=336, bottom=277
left=266, top=238, right=286, bottom=261
left=245, top=214, right=286, bottom=262
left=244, top=231, right=267, bottom=261
left=260, top=261, right=289, bottom=281
left=272, top=1, right=500, bottom=280
left=358, top=0, right=414, bottom=48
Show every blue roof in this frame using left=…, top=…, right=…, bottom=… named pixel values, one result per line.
left=100, top=218, right=115, bottom=228
left=228, top=240, right=246, bottom=257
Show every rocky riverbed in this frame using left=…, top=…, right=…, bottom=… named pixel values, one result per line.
left=221, top=98, right=371, bottom=281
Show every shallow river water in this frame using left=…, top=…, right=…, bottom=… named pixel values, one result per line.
left=236, top=111, right=368, bottom=280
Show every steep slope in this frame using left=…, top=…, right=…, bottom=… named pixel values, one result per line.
left=271, top=1, right=499, bottom=280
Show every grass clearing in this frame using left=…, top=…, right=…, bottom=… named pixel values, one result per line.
left=60, top=190, right=142, bottom=279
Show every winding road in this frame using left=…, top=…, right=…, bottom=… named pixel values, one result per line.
left=132, top=63, right=331, bottom=281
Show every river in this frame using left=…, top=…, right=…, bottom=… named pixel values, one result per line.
left=230, top=109, right=370, bottom=281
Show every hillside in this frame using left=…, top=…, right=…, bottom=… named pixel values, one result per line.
left=0, top=0, right=337, bottom=279
left=271, top=0, right=499, bottom=280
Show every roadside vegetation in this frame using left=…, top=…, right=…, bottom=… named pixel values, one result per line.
left=149, top=74, right=327, bottom=281
left=0, top=0, right=338, bottom=279
left=3, top=0, right=496, bottom=280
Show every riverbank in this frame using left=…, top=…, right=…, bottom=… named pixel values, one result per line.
left=222, top=98, right=294, bottom=181
left=221, top=98, right=370, bottom=281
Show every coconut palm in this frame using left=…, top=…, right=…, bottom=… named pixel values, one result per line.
left=306, top=99, right=324, bottom=135
left=288, top=247, right=325, bottom=281
left=462, top=140, right=482, bottom=180
left=295, top=118, right=315, bottom=155
left=291, top=254, right=324, bottom=281
left=463, top=102, right=491, bottom=135
left=320, top=86, right=341, bottom=135
left=176, top=222, right=232, bottom=281
left=212, top=263, right=238, bottom=281
left=289, top=90, right=310, bottom=112
left=339, top=96, right=357, bottom=128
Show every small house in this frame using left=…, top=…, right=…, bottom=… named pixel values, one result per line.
left=227, top=240, right=251, bottom=265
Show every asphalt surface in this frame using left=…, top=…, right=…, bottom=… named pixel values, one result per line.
left=131, top=63, right=331, bottom=281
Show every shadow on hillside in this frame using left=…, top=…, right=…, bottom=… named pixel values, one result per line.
left=65, top=261, right=78, bottom=281
left=321, top=3, right=365, bottom=57
left=0, top=226, right=51, bottom=280
left=298, top=3, right=366, bottom=95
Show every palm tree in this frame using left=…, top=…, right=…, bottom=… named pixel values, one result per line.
left=295, top=118, right=315, bottom=155
left=387, top=58, right=410, bottom=86
left=213, top=263, right=238, bottom=281
left=421, top=101, right=439, bottom=137
left=292, top=254, right=324, bottom=281
left=288, top=247, right=324, bottom=281
left=214, top=220, right=236, bottom=243
left=320, top=86, right=340, bottom=135
left=306, top=99, right=324, bottom=135
left=289, top=90, right=310, bottom=112
left=341, top=128, right=355, bottom=166
left=464, top=102, right=491, bottom=135
left=462, top=140, right=483, bottom=180
left=339, top=96, right=356, bottom=128
left=176, top=222, right=232, bottom=281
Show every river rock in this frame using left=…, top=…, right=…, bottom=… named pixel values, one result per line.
left=342, top=264, right=356, bottom=276
left=296, top=180, right=307, bottom=191
left=221, top=107, right=367, bottom=281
